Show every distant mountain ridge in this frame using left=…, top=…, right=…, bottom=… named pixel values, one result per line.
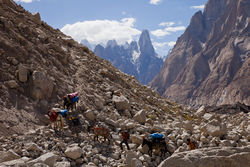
left=150, top=0, right=250, bottom=106
left=94, top=30, right=164, bottom=85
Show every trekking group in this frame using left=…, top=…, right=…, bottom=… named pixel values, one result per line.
left=47, top=92, right=197, bottom=157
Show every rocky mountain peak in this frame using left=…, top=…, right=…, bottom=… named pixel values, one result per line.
left=94, top=29, right=163, bottom=85
left=106, top=39, right=118, bottom=48
left=138, top=29, right=155, bottom=55
left=129, top=41, right=139, bottom=51
left=150, top=0, right=250, bottom=106
left=203, top=0, right=227, bottom=21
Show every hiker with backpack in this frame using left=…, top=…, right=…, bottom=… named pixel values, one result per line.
left=63, top=92, right=79, bottom=111
left=120, top=130, right=130, bottom=151
left=187, top=138, right=197, bottom=150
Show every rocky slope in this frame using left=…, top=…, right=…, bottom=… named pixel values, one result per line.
left=150, top=0, right=250, bottom=107
left=0, top=0, right=249, bottom=167
left=94, top=30, right=163, bottom=85
left=0, top=103, right=249, bottom=167
left=0, top=0, right=166, bottom=136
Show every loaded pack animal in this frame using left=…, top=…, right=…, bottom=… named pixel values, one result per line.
left=142, top=138, right=171, bottom=157
left=66, top=116, right=82, bottom=137
left=47, top=108, right=68, bottom=131
left=88, top=124, right=112, bottom=144
left=63, top=92, right=79, bottom=111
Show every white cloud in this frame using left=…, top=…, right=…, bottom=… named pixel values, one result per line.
left=153, top=41, right=176, bottom=58
left=151, top=22, right=185, bottom=37
left=149, top=0, right=162, bottom=5
left=191, top=5, right=205, bottom=10
left=14, top=0, right=35, bottom=3
left=151, top=29, right=170, bottom=37
left=167, top=41, right=176, bottom=47
left=165, top=26, right=185, bottom=32
left=153, top=42, right=168, bottom=48
left=61, top=18, right=141, bottom=45
left=159, top=22, right=175, bottom=27
left=153, top=41, right=176, bottom=48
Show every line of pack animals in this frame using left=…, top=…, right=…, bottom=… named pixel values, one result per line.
left=47, top=92, right=197, bottom=157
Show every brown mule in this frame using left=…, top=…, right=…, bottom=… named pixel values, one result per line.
left=89, top=125, right=112, bottom=144
left=142, top=138, right=171, bottom=157
left=48, top=109, right=64, bottom=131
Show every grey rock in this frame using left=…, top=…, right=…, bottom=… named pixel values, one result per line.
left=18, top=64, right=28, bottom=82
left=159, top=146, right=250, bottom=167
left=64, top=146, right=83, bottom=160
left=112, top=95, right=130, bottom=111
left=27, top=152, right=58, bottom=167
left=0, top=150, right=21, bottom=163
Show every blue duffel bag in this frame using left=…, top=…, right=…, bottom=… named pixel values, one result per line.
left=60, top=109, right=68, bottom=117
left=149, top=133, right=164, bottom=139
left=71, top=96, right=79, bottom=103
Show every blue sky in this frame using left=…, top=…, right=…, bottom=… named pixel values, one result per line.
left=14, top=0, right=207, bottom=57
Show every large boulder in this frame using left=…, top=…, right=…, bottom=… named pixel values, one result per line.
left=126, top=151, right=139, bottom=167
left=25, top=142, right=43, bottom=152
left=105, top=118, right=118, bottom=127
left=203, top=113, right=213, bottom=121
left=0, top=157, right=30, bottom=166
left=133, top=110, right=146, bottom=124
left=159, top=146, right=250, bottom=167
left=84, top=109, right=96, bottom=121
left=0, top=150, right=21, bottom=163
left=196, top=106, right=205, bottom=116
left=64, top=145, right=83, bottom=160
left=183, top=120, right=193, bottom=132
left=138, top=145, right=149, bottom=154
left=27, top=152, right=58, bottom=167
left=6, top=80, right=18, bottom=89
left=131, top=134, right=143, bottom=145
left=31, top=71, right=54, bottom=100
left=203, top=121, right=227, bottom=138
left=18, top=64, right=28, bottom=82
left=112, top=95, right=130, bottom=111
left=131, top=158, right=143, bottom=167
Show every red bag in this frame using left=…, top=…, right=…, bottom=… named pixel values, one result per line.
left=48, top=111, right=58, bottom=122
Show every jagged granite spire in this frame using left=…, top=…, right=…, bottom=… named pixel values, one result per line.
left=138, top=29, right=155, bottom=56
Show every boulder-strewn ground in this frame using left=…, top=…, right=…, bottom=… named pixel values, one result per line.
left=0, top=0, right=249, bottom=166
left=0, top=104, right=249, bottom=167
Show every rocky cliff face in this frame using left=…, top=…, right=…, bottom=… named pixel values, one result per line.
left=150, top=0, right=250, bottom=107
left=0, top=0, right=249, bottom=166
left=94, top=30, right=163, bottom=85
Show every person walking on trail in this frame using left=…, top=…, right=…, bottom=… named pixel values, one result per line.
left=120, top=130, right=130, bottom=151
left=187, top=138, right=197, bottom=150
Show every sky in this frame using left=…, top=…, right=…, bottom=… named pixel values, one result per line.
left=14, top=0, right=207, bottom=58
